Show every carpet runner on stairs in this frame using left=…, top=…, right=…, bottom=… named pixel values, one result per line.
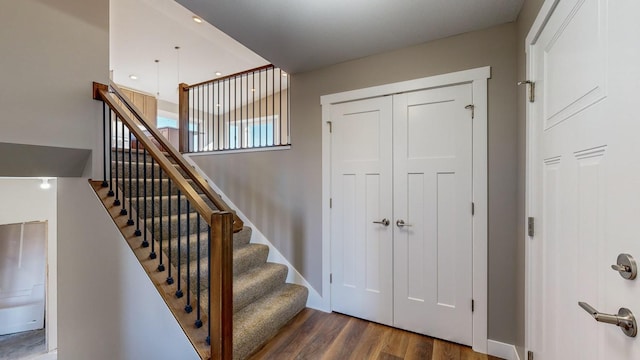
left=104, top=151, right=308, bottom=359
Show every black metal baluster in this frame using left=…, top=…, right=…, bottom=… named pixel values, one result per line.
left=259, top=69, right=263, bottom=146
left=127, top=131, right=134, bottom=225
left=134, top=139, right=141, bottom=236
left=176, top=189, right=183, bottom=298
left=120, top=120, right=127, bottom=216
left=239, top=75, right=243, bottom=149
left=252, top=71, right=256, bottom=147
left=218, top=80, right=222, bottom=150
left=279, top=68, right=283, bottom=146
left=166, top=178, right=174, bottom=285
left=156, top=168, right=164, bottom=269
left=185, top=201, right=192, bottom=313
left=142, top=149, right=149, bottom=248
left=195, top=215, right=202, bottom=328
left=272, top=66, right=275, bottom=147
left=108, top=109, right=114, bottom=197
left=102, top=102, right=108, bottom=188
left=114, top=116, right=121, bottom=207
left=150, top=158, right=157, bottom=260
left=227, top=78, right=231, bottom=149
left=206, top=224, right=211, bottom=345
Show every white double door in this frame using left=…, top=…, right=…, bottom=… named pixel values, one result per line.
left=330, top=83, right=473, bottom=345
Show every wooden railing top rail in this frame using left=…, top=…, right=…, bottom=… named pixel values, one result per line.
left=98, top=88, right=217, bottom=223
left=100, top=81, right=244, bottom=232
left=185, top=64, right=275, bottom=89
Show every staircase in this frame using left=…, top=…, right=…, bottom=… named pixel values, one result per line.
left=92, top=82, right=307, bottom=360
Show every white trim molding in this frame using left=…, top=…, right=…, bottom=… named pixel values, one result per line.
left=321, top=66, right=491, bottom=352
left=488, top=340, right=521, bottom=360
left=183, top=155, right=326, bottom=311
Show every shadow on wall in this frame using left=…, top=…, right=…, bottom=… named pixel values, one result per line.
left=0, top=143, right=91, bottom=178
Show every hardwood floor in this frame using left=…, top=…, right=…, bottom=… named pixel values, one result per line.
left=249, top=309, right=503, bottom=360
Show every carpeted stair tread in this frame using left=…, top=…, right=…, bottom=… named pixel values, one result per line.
left=233, top=283, right=308, bottom=360
left=151, top=212, right=210, bottom=238
left=131, top=193, right=218, bottom=218
left=187, top=262, right=289, bottom=315
left=112, top=160, right=189, bottom=179
left=119, top=178, right=202, bottom=197
left=166, top=238, right=268, bottom=275
left=232, top=263, right=288, bottom=313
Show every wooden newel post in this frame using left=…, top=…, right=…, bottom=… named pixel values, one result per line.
left=178, top=83, right=190, bottom=153
left=210, top=211, right=234, bottom=360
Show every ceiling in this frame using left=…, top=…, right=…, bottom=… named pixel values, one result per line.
left=111, top=0, right=525, bottom=105
left=176, top=0, right=525, bottom=74
left=110, top=0, right=268, bottom=104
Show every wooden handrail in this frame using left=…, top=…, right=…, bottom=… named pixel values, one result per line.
left=105, top=81, right=244, bottom=232
left=99, top=87, right=234, bottom=359
left=98, top=89, right=216, bottom=223
left=186, top=64, right=275, bottom=89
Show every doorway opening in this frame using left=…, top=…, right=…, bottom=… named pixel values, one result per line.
left=0, top=178, right=57, bottom=359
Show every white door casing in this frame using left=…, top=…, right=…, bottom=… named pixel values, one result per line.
left=393, top=84, right=474, bottom=345
left=330, top=96, right=394, bottom=326
left=323, top=68, right=488, bottom=351
left=526, top=0, right=640, bottom=358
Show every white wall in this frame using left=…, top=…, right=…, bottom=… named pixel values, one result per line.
left=0, top=178, right=57, bottom=352
left=57, top=178, right=198, bottom=360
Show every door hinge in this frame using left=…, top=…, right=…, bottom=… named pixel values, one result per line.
left=517, top=80, right=535, bottom=103
left=330, top=273, right=333, bottom=284
left=330, top=198, right=332, bottom=208
left=471, top=202, right=475, bottom=215
left=528, top=350, right=534, bottom=360
left=471, top=299, right=475, bottom=312
left=327, top=121, right=332, bottom=133
left=465, top=104, right=475, bottom=119
left=528, top=217, right=535, bottom=237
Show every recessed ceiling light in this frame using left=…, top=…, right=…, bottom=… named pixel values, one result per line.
left=251, top=88, right=256, bottom=92
left=215, top=104, right=221, bottom=107
left=40, top=178, right=51, bottom=190
left=215, top=71, right=222, bottom=76
left=192, top=16, right=203, bottom=24
left=129, top=74, right=138, bottom=80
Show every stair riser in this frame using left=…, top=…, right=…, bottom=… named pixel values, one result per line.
left=111, top=150, right=177, bottom=164
left=115, top=178, right=201, bottom=199
left=187, top=263, right=289, bottom=314
left=151, top=213, right=209, bottom=239
left=111, top=161, right=189, bottom=180
left=165, top=240, right=268, bottom=273
left=132, top=195, right=217, bottom=218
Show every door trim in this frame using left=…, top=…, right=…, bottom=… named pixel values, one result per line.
left=321, top=66, right=490, bottom=353
left=524, top=1, right=560, bottom=357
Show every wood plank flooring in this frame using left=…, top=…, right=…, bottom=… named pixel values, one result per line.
left=249, top=309, right=504, bottom=360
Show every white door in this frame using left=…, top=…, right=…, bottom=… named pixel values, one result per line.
left=330, top=96, right=394, bottom=325
left=528, top=0, right=640, bottom=358
left=393, top=84, right=473, bottom=345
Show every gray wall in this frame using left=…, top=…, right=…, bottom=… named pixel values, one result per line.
left=515, top=0, right=546, bottom=356
left=191, top=22, right=522, bottom=343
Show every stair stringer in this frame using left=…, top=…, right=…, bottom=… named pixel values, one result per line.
left=184, top=155, right=327, bottom=312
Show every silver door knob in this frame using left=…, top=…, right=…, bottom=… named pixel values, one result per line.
left=578, top=302, right=637, bottom=337
left=372, top=218, right=390, bottom=226
left=611, top=253, right=637, bottom=280
left=396, top=219, right=412, bottom=227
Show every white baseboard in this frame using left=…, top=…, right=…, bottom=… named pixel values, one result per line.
left=488, top=340, right=520, bottom=360
left=184, top=155, right=327, bottom=312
